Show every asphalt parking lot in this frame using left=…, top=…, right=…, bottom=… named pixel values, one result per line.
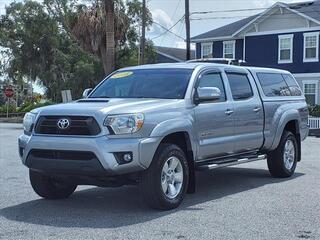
left=0, top=123, right=319, bottom=240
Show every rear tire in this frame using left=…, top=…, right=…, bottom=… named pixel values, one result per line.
left=267, top=131, right=298, bottom=178
left=29, top=170, right=77, bottom=199
left=139, top=143, right=189, bottom=210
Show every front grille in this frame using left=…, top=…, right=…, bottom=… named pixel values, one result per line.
left=29, top=149, right=96, bottom=161
left=34, top=116, right=101, bottom=135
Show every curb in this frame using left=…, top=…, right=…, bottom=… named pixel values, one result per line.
left=0, top=117, right=23, bottom=123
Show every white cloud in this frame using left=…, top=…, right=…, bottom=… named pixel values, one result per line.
left=253, top=0, right=277, bottom=8
left=151, top=9, right=174, bottom=30
left=175, top=41, right=195, bottom=50
left=148, top=8, right=177, bottom=38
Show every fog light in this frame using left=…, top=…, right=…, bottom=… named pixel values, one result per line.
left=123, top=153, right=132, bottom=162
left=114, top=152, right=133, bottom=165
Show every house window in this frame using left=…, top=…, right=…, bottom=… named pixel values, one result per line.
left=303, top=80, right=318, bottom=105
left=223, top=41, right=235, bottom=59
left=303, top=32, right=319, bottom=62
left=201, top=43, right=213, bottom=58
left=278, top=34, right=293, bottom=64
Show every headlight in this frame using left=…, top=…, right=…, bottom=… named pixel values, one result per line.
left=104, top=113, right=144, bottom=135
left=23, top=112, right=37, bottom=133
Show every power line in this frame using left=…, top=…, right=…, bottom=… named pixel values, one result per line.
left=159, top=0, right=181, bottom=46
left=151, top=21, right=185, bottom=40
left=190, top=9, right=320, bottom=20
left=191, top=7, right=269, bottom=15
left=191, top=5, right=320, bottom=15
left=150, top=16, right=185, bottom=40
left=171, top=0, right=182, bottom=20
left=173, top=20, right=184, bottom=47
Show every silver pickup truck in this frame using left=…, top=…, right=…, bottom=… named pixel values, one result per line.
left=18, top=63, right=309, bottom=210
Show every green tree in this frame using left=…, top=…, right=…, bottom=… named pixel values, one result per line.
left=0, top=0, right=155, bottom=102
left=0, top=1, right=104, bottom=101
left=45, top=0, right=154, bottom=74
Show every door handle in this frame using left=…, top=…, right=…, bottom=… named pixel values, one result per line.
left=253, top=107, right=261, bottom=113
left=225, top=109, right=234, bottom=115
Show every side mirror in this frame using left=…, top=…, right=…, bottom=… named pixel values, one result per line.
left=82, top=88, right=92, bottom=98
left=196, top=87, right=221, bottom=103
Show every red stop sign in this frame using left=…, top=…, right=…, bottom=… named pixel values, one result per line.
left=4, top=87, right=14, bottom=98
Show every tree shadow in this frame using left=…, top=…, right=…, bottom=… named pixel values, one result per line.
left=0, top=167, right=304, bottom=229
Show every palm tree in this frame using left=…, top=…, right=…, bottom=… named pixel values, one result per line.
left=70, top=0, right=128, bottom=75
left=104, top=0, right=115, bottom=75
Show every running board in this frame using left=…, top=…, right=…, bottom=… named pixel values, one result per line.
left=196, top=154, right=267, bottom=171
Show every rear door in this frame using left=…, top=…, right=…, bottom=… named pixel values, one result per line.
left=224, top=70, right=264, bottom=153
left=194, top=69, right=235, bottom=160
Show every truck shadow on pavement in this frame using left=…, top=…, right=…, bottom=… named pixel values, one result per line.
left=0, top=167, right=304, bottom=228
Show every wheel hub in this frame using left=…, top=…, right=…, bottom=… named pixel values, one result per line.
left=283, top=139, right=295, bottom=170
left=161, top=156, right=184, bottom=199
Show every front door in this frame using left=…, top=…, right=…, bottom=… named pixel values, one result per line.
left=194, top=70, right=235, bottom=160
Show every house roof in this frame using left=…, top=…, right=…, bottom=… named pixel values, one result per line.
left=191, top=0, right=320, bottom=42
left=191, top=15, right=258, bottom=42
left=155, top=46, right=195, bottom=61
left=288, top=0, right=320, bottom=22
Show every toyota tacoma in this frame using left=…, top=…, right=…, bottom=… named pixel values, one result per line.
left=18, top=63, right=309, bottom=210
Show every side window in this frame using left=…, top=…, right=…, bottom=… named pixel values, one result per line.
left=256, top=73, right=291, bottom=97
left=226, top=73, right=253, bottom=100
left=303, top=81, right=317, bottom=105
left=198, top=72, right=226, bottom=102
left=282, top=74, right=302, bottom=96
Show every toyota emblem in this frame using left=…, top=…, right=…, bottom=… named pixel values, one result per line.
left=57, top=118, right=70, bottom=130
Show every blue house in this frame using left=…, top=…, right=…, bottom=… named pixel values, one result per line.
left=191, top=0, right=320, bottom=105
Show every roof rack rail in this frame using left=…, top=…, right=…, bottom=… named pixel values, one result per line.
left=187, top=58, right=247, bottom=66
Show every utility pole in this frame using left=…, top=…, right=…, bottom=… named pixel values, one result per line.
left=140, top=0, right=146, bottom=65
left=185, top=0, right=191, bottom=60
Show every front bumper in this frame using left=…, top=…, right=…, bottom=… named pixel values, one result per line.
left=18, top=134, right=161, bottom=176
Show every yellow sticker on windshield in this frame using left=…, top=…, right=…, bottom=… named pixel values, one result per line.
left=111, top=71, right=133, bottom=79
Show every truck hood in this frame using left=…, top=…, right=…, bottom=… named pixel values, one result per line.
left=36, top=98, right=185, bottom=117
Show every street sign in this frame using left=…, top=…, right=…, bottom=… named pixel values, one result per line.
left=4, top=86, right=14, bottom=98
left=61, top=90, right=72, bottom=103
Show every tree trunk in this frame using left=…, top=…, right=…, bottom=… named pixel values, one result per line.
left=104, top=0, right=115, bottom=75
left=100, top=44, right=109, bottom=74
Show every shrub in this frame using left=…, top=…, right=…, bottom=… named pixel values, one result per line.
left=0, top=104, right=17, bottom=114
left=308, top=105, right=320, bottom=117
left=0, top=101, right=54, bottom=116
left=17, top=101, right=54, bottom=113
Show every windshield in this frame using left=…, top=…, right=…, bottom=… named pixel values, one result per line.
left=89, top=68, right=193, bottom=99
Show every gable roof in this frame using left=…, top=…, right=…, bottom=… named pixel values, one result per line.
left=191, top=0, right=320, bottom=42
left=191, top=15, right=258, bottom=42
left=287, top=0, right=320, bottom=22
left=155, top=46, right=195, bottom=61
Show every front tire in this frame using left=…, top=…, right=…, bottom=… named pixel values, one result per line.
left=140, top=144, right=189, bottom=210
left=267, top=131, right=298, bottom=178
left=29, top=170, right=77, bottom=199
